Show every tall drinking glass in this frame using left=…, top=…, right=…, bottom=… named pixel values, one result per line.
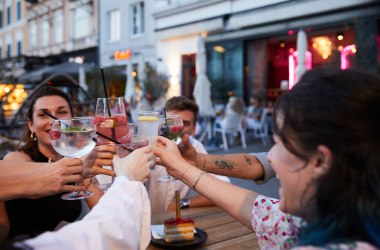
left=51, top=117, right=96, bottom=200
left=94, top=97, right=131, bottom=144
left=94, top=97, right=132, bottom=190
left=137, top=111, right=160, bottom=172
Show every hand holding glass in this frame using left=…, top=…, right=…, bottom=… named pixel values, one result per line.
left=157, top=114, right=184, bottom=182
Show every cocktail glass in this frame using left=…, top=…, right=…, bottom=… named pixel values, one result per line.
left=115, top=135, right=149, bottom=158
left=95, top=97, right=131, bottom=190
left=94, top=97, right=131, bottom=144
left=157, top=114, right=184, bottom=183
left=51, top=117, right=96, bottom=200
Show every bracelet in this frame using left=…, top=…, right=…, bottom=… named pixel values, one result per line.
left=192, top=171, right=206, bottom=191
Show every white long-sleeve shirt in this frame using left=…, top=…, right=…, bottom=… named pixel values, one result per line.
left=21, top=177, right=151, bottom=250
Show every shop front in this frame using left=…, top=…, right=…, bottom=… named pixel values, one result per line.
left=205, top=2, right=380, bottom=105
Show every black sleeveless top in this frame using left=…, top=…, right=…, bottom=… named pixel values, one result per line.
left=5, top=152, right=81, bottom=239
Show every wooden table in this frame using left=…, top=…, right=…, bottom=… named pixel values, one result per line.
left=147, top=206, right=260, bottom=250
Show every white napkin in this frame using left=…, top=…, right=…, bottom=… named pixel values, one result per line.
left=24, top=177, right=151, bottom=250
left=151, top=224, right=165, bottom=239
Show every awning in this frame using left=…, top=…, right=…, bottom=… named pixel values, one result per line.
left=18, top=62, right=93, bottom=84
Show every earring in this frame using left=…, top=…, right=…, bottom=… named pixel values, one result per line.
left=30, top=132, right=37, bottom=142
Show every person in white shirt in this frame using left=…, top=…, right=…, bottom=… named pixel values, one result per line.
left=13, top=146, right=154, bottom=250
left=147, top=96, right=230, bottom=213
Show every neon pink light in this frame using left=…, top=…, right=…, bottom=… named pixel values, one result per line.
left=288, top=51, right=312, bottom=89
left=289, top=53, right=295, bottom=88
left=341, top=44, right=356, bottom=70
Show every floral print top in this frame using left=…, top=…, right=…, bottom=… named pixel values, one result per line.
left=251, top=195, right=378, bottom=250
left=252, top=195, right=302, bottom=249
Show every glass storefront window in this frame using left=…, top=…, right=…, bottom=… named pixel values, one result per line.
left=207, top=40, right=243, bottom=104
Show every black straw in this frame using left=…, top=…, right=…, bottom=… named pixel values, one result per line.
left=42, top=110, right=59, bottom=120
left=163, top=108, right=168, bottom=126
left=100, top=67, right=112, bottom=117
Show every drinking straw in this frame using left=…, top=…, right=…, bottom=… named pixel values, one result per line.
left=100, top=67, right=112, bottom=117
left=175, top=190, right=181, bottom=220
left=42, top=110, right=58, bottom=120
left=163, top=107, right=168, bottom=126
left=100, top=67, right=116, bottom=142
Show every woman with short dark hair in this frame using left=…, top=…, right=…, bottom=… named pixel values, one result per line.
left=154, top=68, right=380, bottom=249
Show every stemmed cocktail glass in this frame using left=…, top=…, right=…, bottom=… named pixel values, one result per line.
left=51, top=117, right=96, bottom=200
left=157, top=114, right=184, bottom=182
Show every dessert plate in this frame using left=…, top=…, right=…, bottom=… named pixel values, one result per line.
left=150, top=227, right=208, bottom=249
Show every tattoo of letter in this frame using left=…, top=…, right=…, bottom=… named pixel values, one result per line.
left=244, top=155, right=251, bottom=165
left=215, top=160, right=234, bottom=169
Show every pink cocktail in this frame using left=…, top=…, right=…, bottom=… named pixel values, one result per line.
left=95, top=114, right=132, bottom=145
left=115, top=136, right=149, bottom=158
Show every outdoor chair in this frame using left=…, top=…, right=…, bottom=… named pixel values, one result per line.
left=247, top=109, right=271, bottom=146
left=213, top=113, right=247, bottom=151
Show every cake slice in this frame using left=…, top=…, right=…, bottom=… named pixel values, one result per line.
left=163, top=217, right=195, bottom=242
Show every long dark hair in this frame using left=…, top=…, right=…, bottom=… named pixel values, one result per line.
left=17, top=85, right=73, bottom=160
left=273, top=68, right=380, bottom=246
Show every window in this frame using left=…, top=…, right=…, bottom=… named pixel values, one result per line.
left=41, top=16, right=49, bottom=47
left=73, top=6, right=90, bottom=39
left=16, top=31, right=22, bottom=56
left=16, top=0, right=21, bottom=21
left=29, top=21, right=37, bottom=48
left=6, top=44, right=11, bottom=58
left=6, top=5, right=10, bottom=25
left=108, top=9, right=120, bottom=42
left=17, top=41, right=22, bottom=56
left=131, top=2, right=144, bottom=36
left=53, top=10, right=63, bottom=43
left=0, top=11, right=3, bottom=28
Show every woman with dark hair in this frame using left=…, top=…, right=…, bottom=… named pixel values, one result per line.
left=154, top=68, right=380, bottom=249
left=0, top=85, right=114, bottom=240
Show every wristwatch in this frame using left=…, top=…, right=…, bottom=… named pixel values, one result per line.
left=180, top=198, right=190, bottom=209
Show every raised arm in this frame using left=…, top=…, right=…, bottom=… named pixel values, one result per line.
left=178, top=135, right=272, bottom=182
left=0, top=158, right=84, bottom=201
left=194, top=153, right=264, bottom=180
left=155, top=136, right=257, bottom=229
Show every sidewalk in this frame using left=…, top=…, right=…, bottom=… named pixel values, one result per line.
left=203, top=135, right=280, bottom=199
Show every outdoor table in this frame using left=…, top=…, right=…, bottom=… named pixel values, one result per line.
left=147, top=206, right=260, bottom=249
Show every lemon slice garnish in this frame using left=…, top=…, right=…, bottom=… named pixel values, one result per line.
left=100, top=119, right=116, bottom=128
left=138, top=116, right=159, bottom=122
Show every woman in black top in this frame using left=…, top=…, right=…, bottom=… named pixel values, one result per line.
left=1, top=85, right=114, bottom=240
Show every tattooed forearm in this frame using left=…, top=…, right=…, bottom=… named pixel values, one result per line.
left=215, top=160, right=234, bottom=169
left=244, top=155, right=251, bottom=165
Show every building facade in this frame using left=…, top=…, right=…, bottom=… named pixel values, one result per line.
left=25, top=0, right=98, bottom=59
left=99, top=0, right=156, bottom=76
left=0, top=0, right=27, bottom=80
left=153, top=0, right=380, bottom=104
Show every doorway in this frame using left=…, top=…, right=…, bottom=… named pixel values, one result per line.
left=181, top=54, right=196, bottom=99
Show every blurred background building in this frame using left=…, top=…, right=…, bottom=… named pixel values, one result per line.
left=0, top=0, right=379, bottom=132
left=153, top=0, right=380, bottom=104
